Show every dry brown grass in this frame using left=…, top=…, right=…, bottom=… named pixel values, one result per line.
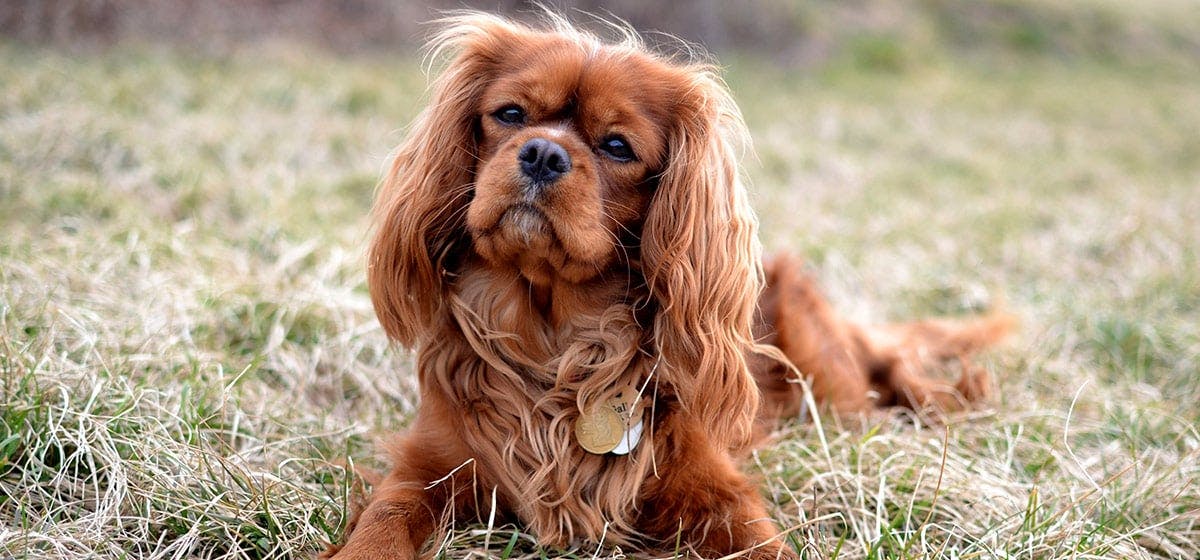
left=2, top=3, right=1199, bottom=558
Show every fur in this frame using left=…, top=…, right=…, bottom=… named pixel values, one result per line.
left=325, top=12, right=1009, bottom=560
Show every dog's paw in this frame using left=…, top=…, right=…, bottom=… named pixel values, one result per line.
left=319, top=541, right=419, bottom=560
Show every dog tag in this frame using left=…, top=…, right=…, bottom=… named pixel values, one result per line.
left=609, top=418, right=643, bottom=455
left=575, top=405, right=624, bottom=454
left=575, top=386, right=644, bottom=455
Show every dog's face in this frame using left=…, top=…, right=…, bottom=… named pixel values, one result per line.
left=466, top=38, right=674, bottom=285
left=369, top=15, right=765, bottom=448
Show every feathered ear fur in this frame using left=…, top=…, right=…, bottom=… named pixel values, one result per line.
left=368, top=15, right=518, bottom=347
left=642, top=67, right=763, bottom=450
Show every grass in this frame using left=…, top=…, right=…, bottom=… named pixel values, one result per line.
left=2, top=4, right=1199, bottom=559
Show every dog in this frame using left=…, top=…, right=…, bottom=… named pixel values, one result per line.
left=325, top=12, right=1009, bottom=559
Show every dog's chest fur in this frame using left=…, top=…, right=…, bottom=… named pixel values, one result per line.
left=419, top=267, right=663, bottom=546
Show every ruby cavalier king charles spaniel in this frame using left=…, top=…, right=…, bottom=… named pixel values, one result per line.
left=326, top=12, right=1010, bottom=560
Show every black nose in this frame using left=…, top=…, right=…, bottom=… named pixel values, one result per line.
left=518, top=138, right=571, bottom=185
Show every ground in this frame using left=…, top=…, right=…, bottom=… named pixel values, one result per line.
left=1, top=5, right=1198, bottom=559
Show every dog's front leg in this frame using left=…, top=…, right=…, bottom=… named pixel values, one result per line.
left=325, top=395, right=478, bottom=560
left=325, top=475, right=444, bottom=560
left=641, top=425, right=799, bottom=560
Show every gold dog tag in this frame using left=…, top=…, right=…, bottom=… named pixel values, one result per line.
left=575, top=405, right=624, bottom=454
left=575, top=386, right=643, bottom=455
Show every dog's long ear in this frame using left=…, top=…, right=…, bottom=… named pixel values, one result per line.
left=368, top=15, right=519, bottom=347
left=642, top=66, right=763, bottom=450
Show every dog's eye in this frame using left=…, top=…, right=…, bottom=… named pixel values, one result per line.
left=493, top=105, right=526, bottom=126
left=599, top=136, right=635, bottom=162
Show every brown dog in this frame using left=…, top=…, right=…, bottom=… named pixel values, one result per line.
left=326, top=13, right=1008, bottom=560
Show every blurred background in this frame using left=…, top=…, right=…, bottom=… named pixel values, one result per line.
left=4, top=0, right=1199, bottom=67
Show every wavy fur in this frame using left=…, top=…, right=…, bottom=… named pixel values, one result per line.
left=332, top=12, right=1008, bottom=560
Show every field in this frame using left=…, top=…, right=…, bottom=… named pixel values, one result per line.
left=2, top=5, right=1199, bottom=559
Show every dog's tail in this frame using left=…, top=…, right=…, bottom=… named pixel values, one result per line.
left=864, top=312, right=1016, bottom=363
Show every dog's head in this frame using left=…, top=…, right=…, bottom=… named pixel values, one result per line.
left=369, top=13, right=763, bottom=446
